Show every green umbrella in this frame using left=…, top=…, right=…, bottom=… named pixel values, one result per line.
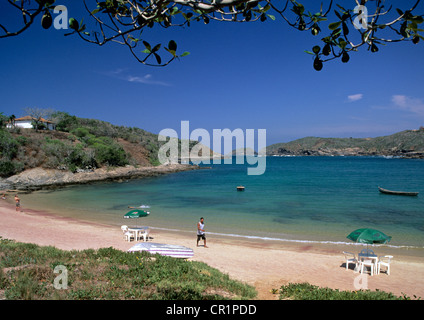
left=124, top=209, right=149, bottom=227
left=347, top=228, right=392, bottom=245
left=124, top=209, right=149, bottom=219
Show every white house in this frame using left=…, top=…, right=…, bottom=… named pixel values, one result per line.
left=8, top=116, right=56, bottom=130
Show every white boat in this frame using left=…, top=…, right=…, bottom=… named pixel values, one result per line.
left=128, top=242, right=194, bottom=259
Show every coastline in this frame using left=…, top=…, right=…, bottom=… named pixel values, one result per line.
left=1, top=199, right=423, bottom=299
left=0, top=163, right=203, bottom=191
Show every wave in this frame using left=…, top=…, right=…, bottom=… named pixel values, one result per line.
left=150, top=227, right=424, bottom=250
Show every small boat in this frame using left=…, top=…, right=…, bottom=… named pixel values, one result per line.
left=378, top=186, right=419, bottom=196
left=128, top=242, right=194, bottom=259
left=236, top=186, right=245, bottom=191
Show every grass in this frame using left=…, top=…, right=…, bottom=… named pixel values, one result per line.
left=276, top=283, right=420, bottom=300
left=0, top=238, right=256, bottom=300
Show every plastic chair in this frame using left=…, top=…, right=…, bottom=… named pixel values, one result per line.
left=360, top=259, right=375, bottom=276
left=138, top=228, right=150, bottom=242
left=121, top=225, right=134, bottom=242
left=343, top=251, right=358, bottom=270
left=377, top=255, right=393, bottom=275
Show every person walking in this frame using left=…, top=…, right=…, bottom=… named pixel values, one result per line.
left=197, top=217, right=208, bottom=248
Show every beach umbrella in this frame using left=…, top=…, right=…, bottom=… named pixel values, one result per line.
left=347, top=228, right=392, bottom=245
left=123, top=209, right=149, bottom=227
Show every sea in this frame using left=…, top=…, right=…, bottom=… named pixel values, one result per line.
left=22, top=156, right=424, bottom=250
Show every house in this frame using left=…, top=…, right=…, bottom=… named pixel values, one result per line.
left=7, top=116, right=56, bottom=130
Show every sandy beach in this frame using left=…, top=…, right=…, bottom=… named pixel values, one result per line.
left=1, top=199, right=423, bottom=300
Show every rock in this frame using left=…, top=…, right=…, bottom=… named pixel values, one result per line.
left=5, top=164, right=202, bottom=190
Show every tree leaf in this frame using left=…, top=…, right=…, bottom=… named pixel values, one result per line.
left=329, top=21, right=342, bottom=30
left=168, top=40, right=177, bottom=52
left=143, top=40, right=151, bottom=51
left=152, top=43, right=161, bottom=53
left=342, top=21, right=349, bottom=35
left=153, top=53, right=162, bottom=64
left=396, top=8, right=404, bottom=16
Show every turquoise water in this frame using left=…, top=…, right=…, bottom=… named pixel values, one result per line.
left=23, top=156, right=424, bottom=248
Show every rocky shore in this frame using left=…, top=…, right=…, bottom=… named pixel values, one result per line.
left=0, top=163, right=203, bottom=191
left=271, top=147, right=424, bottom=158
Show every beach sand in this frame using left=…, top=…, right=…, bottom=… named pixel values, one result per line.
left=1, top=199, right=423, bottom=300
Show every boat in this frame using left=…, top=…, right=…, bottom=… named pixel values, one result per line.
left=236, top=186, right=245, bottom=191
left=378, top=186, right=419, bottom=196
left=128, top=242, right=194, bottom=259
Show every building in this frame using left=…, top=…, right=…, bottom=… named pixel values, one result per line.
left=7, top=116, right=56, bottom=130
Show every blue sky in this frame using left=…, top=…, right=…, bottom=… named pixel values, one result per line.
left=1, top=0, right=424, bottom=146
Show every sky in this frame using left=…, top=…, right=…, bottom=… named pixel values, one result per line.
left=1, top=0, right=424, bottom=147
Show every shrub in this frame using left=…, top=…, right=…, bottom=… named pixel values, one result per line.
left=52, top=111, right=78, bottom=132
left=70, top=127, right=90, bottom=138
left=277, top=283, right=408, bottom=300
left=0, top=130, right=18, bottom=159
left=0, top=159, right=23, bottom=177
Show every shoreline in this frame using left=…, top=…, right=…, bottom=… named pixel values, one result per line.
left=1, top=200, right=423, bottom=299
left=0, top=163, right=204, bottom=191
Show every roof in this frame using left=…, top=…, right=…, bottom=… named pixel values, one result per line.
left=14, top=116, right=55, bottom=123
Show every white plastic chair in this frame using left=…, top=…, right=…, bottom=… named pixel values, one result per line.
left=360, top=259, right=375, bottom=276
left=343, top=251, right=358, bottom=271
left=121, top=225, right=134, bottom=242
left=377, top=255, right=393, bottom=275
left=138, top=228, right=150, bottom=242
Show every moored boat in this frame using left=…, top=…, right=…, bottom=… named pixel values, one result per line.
left=378, top=186, right=419, bottom=196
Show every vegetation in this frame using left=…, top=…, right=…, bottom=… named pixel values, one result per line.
left=0, top=128, right=23, bottom=177
left=1, top=1, right=423, bottom=70
left=0, top=111, right=170, bottom=177
left=266, top=128, right=424, bottom=157
left=0, top=238, right=256, bottom=300
left=276, top=283, right=420, bottom=300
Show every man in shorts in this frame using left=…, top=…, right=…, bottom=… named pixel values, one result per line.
left=14, top=194, right=21, bottom=212
left=197, top=217, right=208, bottom=248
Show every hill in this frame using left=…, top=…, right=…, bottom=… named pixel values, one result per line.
left=0, top=112, right=202, bottom=189
left=266, top=128, right=424, bottom=158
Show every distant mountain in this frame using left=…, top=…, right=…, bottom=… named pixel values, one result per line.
left=266, top=128, right=424, bottom=159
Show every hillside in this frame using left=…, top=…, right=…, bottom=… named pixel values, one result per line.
left=266, top=128, right=424, bottom=158
left=0, top=112, right=203, bottom=189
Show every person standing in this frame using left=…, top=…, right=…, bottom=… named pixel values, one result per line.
left=14, top=194, right=21, bottom=212
left=197, top=217, right=208, bottom=248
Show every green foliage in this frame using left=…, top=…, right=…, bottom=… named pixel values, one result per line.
left=0, top=112, right=9, bottom=128
left=52, top=111, right=79, bottom=132
left=70, top=127, right=90, bottom=138
left=0, top=239, right=256, bottom=300
left=87, top=136, right=129, bottom=167
left=0, top=129, right=23, bottom=177
left=277, top=283, right=418, bottom=300
left=0, top=159, right=23, bottom=177
left=0, top=130, right=19, bottom=159
left=41, top=137, right=96, bottom=171
left=0, top=110, right=199, bottom=177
